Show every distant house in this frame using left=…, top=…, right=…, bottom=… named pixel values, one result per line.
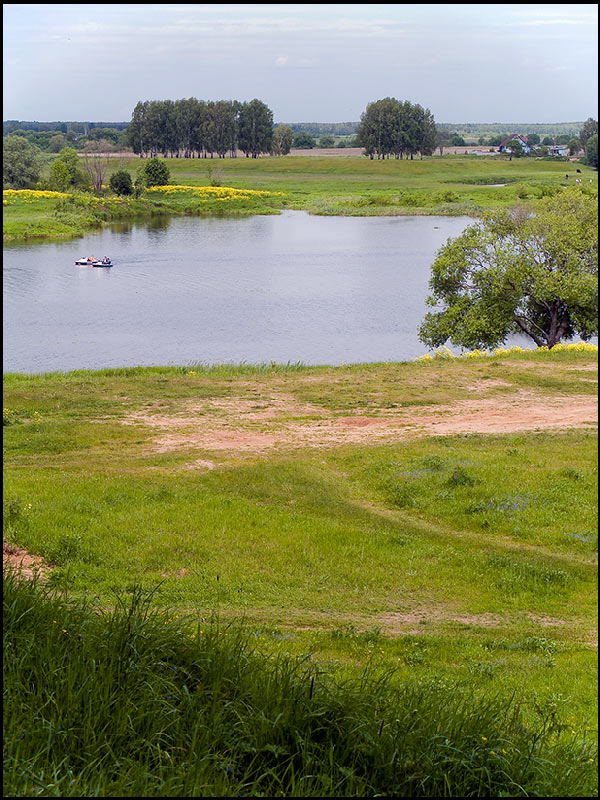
left=498, top=134, right=531, bottom=154
left=546, top=145, right=570, bottom=157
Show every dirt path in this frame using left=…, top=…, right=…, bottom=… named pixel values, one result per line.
left=122, top=387, right=597, bottom=463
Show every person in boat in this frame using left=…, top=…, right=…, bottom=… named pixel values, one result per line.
left=102, top=256, right=110, bottom=264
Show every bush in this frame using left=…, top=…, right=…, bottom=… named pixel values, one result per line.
left=109, top=169, right=133, bottom=196
left=141, top=157, right=170, bottom=187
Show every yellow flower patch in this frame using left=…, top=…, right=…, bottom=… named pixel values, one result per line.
left=415, top=342, right=597, bottom=362
left=145, top=184, right=284, bottom=199
left=3, top=189, right=71, bottom=203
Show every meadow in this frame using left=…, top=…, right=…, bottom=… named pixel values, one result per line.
left=4, top=152, right=598, bottom=241
left=3, top=346, right=598, bottom=796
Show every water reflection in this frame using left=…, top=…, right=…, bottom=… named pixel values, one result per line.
left=109, top=215, right=172, bottom=235
left=3, top=211, right=534, bottom=374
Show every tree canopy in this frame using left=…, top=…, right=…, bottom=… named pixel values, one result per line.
left=126, top=97, right=274, bottom=159
left=579, top=118, right=598, bottom=151
left=271, top=125, right=293, bottom=156
left=292, top=131, right=316, bottom=149
left=418, top=188, right=598, bottom=350
left=48, top=147, right=91, bottom=191
left=109, top=169, right=133, bottom=196
left=357, top=98, right=437, bottom=159
left=138, top=158, right=170, bottom=187
left=3, top=134, right=43, bottom=188
left=237, top=99, right=273, bottom=158
left=585, top=134, right=598, bottom=170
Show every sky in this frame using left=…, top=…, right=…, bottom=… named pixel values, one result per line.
left=3, top=4, right=598, bottom=124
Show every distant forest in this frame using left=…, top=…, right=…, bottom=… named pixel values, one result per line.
left=281, top=122, right=583, bottom=138
left=5, top=120, right=584, bottom=136
left=3, top=121, right=130, bottom=134
left=436, top=122, right=584, bottom=137
left=3, top=118, right=587, bottom=151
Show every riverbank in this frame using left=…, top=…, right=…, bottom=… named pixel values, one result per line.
left=4, top=154, right=597, bottom=242
left=2, top=186, right=283, bottom=242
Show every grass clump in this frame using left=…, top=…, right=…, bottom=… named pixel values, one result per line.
left=4, top=572, right=597, bottom=798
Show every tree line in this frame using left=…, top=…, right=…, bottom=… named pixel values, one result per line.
left=357, top=98, right=437, bottom=159
left=126, top=98, right=280, bottom=159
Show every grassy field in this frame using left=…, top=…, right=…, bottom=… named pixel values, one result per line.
left=4, top=153, right=598, bottom=241
left=3, top=347, right=598, bottom=794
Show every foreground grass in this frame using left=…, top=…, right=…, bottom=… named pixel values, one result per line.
left=3, top=350, right=597, bottom=795
left=4, top=155, right=598, bottom=241
left=4, top=573, right=597, bottom=797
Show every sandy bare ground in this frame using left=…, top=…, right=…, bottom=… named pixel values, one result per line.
left=3, top=541, right=48, bottom=579
left=122, top=387, right=598, bottom=463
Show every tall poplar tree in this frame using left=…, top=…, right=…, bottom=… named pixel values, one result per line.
left=237, top=99, right=274, bottom=158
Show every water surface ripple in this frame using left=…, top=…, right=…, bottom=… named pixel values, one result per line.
left=3, top=211, right=529, bottom=373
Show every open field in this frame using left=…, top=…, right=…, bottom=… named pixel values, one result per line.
left=4, top=347, right=598, bottom=794
left=4, top=351, right=597, bottom=672
left=4, top=153, right=598, bottom=242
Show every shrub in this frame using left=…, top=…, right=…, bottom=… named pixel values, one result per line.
left=109, top=169, right=133, bottom=196
left=140, top=157, right=170, bottom=187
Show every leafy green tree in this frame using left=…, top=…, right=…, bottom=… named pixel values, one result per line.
left=319, top=135, right=335, bottom=148
left=585, top=134, right=598, bottom=169
left=436, top=129, right=450, bottom=156
left=419, top=189, right=598, bottom=350
left=506, top=139, right=525, bottom=158
left=413, top=104, right=437, bottom=158
left=109, top=169, right=133, bottom=196
left=49, top=147, right=91, bottom=191
left=48, top=160, right=72, bottom=191
left=3, top=134, right=43, bottom=188
left=140, top=157, right=170, bottom=187
left=579, top=117, right=598, bottom=151
left=449, top=133, right=466, bottom=146
left=271, top=125, right=293, bottom=156
left=237, top=99, right=273, bottom=158
left=47, top=133, right=68, bottom=153
left=292, top=131, right=316, bottom=149
left=568, top=138, right=581, bottom=156
left=358, top=98, right=436, bottom=160
left=127, top=101, right=149, bottom=156
left=204, top=100, right=237, bottom=158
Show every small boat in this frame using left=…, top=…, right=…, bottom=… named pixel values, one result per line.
left=92, top=258, right=113, bottom=267
left=75, top=256, right=96, bottom=266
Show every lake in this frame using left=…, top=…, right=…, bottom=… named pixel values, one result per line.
left=3, top=211, right=531, bottom=374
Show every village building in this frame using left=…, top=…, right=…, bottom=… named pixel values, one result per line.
left=546, top=144, right=570, bottom=157
left=498, top=134, right=531, bottom=154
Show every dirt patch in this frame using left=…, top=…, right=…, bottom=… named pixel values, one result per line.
left=381, top=610, right=506, bottom=634
left=3, top=541, right=49, bottom=580
left=184, top=458, right=216, bottom=471
left=160, top=568, right=189, bottom=579
left=122, top=388, right=597, bottom=457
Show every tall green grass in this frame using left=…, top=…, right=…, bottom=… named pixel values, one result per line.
left=4, top=572, right=596, bottom=797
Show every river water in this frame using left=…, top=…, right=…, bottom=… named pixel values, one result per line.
left=3, top=211, right=531, bottom=373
